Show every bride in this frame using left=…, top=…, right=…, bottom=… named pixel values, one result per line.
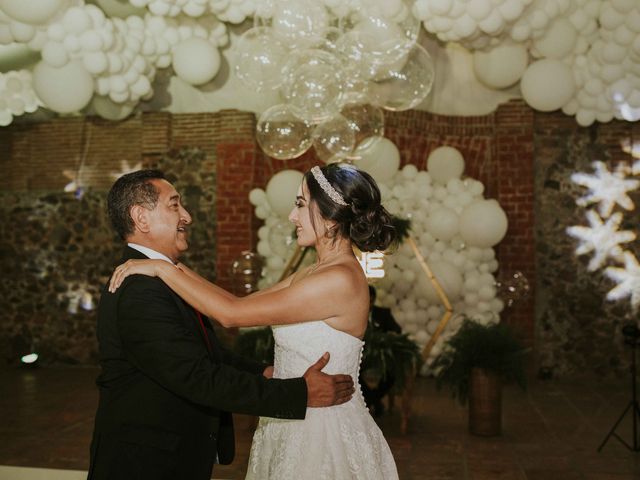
left=110, top=163, right=400, bottom=479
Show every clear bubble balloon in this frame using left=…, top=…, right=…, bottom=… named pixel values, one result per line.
left=256, top=104, right=313, bottom=160
left=368, top=43, right=435, bottom=111
left=312, top=114, right=356, bottom=163
left=230, top=251, right=264, bottom=295
left=268, top=219, right=297, bottom=257
left=339, top=101, right=385, bottom=160
left=337, top=0, right=419, bottom=79
left=495, top=271, right=530, bottom=307
left=269, top=0, right=331, bottom=49
left=281, top=49, right=345, bottom=123
left=234, top=26, right=288, bottom=92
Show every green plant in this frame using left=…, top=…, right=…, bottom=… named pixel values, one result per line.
left=391, top=216, right=412, bottom=243
left=362, top=329, right=422, bottom=391
left=432, top=318, right=527, bottom=405
left=234, top=327, right=274, bottom=365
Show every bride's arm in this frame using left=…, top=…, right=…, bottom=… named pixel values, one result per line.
left=179, top=261, right=296, bottom=298
left=175, top=262, right=236, bottom=300
left=110, top=260, right=356, bottom=328
left=162, top=263, right=357, bottom=327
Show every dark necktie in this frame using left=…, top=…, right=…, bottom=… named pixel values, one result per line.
left=195, top=310, right=212, bottom=352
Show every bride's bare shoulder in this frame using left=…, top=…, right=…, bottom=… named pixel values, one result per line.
left=315, top=261, right=366, bottom=290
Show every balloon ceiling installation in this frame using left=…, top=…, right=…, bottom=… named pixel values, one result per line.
left=0, top=0, right=637, bottom=127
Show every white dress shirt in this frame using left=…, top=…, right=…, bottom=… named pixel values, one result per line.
left=127, top=243, right=174, bottom=264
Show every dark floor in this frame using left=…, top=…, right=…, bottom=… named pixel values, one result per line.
left=0, top=367, right=638, bottom=479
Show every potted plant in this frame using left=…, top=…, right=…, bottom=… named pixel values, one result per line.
left=432, top=318, right=527, bottom=436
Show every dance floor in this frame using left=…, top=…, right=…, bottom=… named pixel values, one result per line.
left=0, top=366, right=638, bottom=480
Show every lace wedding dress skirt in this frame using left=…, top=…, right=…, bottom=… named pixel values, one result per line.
left=245, top=321, right=399, bottom=480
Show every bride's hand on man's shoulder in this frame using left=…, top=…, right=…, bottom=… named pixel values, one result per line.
left=109, top=259, right=166, bottom=293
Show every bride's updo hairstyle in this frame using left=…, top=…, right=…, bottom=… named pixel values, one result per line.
left=304, top=163, right=397, bottom=252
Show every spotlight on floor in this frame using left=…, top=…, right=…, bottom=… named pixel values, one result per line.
left=20, top=351, right=39, bottom=366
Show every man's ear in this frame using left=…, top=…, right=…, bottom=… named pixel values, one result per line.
left=130, top=205, right=151, bottom=233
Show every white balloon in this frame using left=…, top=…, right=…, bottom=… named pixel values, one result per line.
left=0, top=0, right=64, bottom=25
left=402, top=164, right=418, bottom=179
left=478, top=284, right=496, bottom=301
left=62, top=7, right=91, bottom=35
left=601, top=42, right=627, bottom=64
left=257, top=239, right=272, bottom=256
left=533, top=18, right=577, bottom=59
left=265, top=169, right=304, bottom=218
left=32, top=60, right=94, bottom=114
left=172, top=38, right=221, bottom=86
left=576, top=108, right=596, bottom=127
left=10, top=22, right=35, bottom=42
left=63, top=34, right=81, bottom=53
left=427, top=146, right=465, bottom=184
left=80, top=30, right=103, bottom=52
left=459, top=200, right=508, bottom=248
left=93, top=0, right=147, bottom=18
left=521, top=59, right=575, bottom=112
left=426, top=207, right=459, bottom=241
left=41, top=41, right=68, bottom=68
left=473, top=42, right=528, bottom=89
left=468, top=0, right=491, bottom=20
left=255, top=205, right=270, bottom=220
left=425, top=260, right=464, bottom=301
left=91, top=95, right=135, bottom=120
left=356, top=137, right=401, bottom=183
left=249, top=188, right=267, bottom=206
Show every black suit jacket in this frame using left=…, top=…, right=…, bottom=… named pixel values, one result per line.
left=88, top=247, right=307, bottom=480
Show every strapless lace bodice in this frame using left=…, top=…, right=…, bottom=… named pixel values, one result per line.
left=245, top=321, right=399, bottom=480
left=273, top=321, right=364, bottom=379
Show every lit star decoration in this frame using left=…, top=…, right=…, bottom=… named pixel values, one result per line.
left=605, top=252, right=640, bottom=311
left=566, top=210, right=636, bottom=271
left=571, top=161, right=639, bottom=218
left=620, top=139, right=640, bottom=160
left=110, top=160, right=143, bottom=180
left=63, top=162, right=93, bottom=200
left=568, top=158, right=640, bottom=311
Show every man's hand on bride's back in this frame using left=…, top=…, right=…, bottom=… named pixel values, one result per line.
left=303, top=352, right=355, bottom=407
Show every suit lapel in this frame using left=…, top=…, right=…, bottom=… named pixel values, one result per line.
left=121, top=247, right=217, bottom=359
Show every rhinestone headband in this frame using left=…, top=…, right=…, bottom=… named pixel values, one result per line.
left=310, top=166, right=349, bottom=206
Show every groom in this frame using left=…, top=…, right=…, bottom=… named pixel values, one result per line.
left=88, top=169, right=354, bottom=480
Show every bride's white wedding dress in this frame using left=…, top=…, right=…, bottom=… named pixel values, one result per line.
left=245, top=321, right=399, bottom=480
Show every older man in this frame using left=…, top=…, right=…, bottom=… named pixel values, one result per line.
left=88, top=169, right=353, bottom=480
